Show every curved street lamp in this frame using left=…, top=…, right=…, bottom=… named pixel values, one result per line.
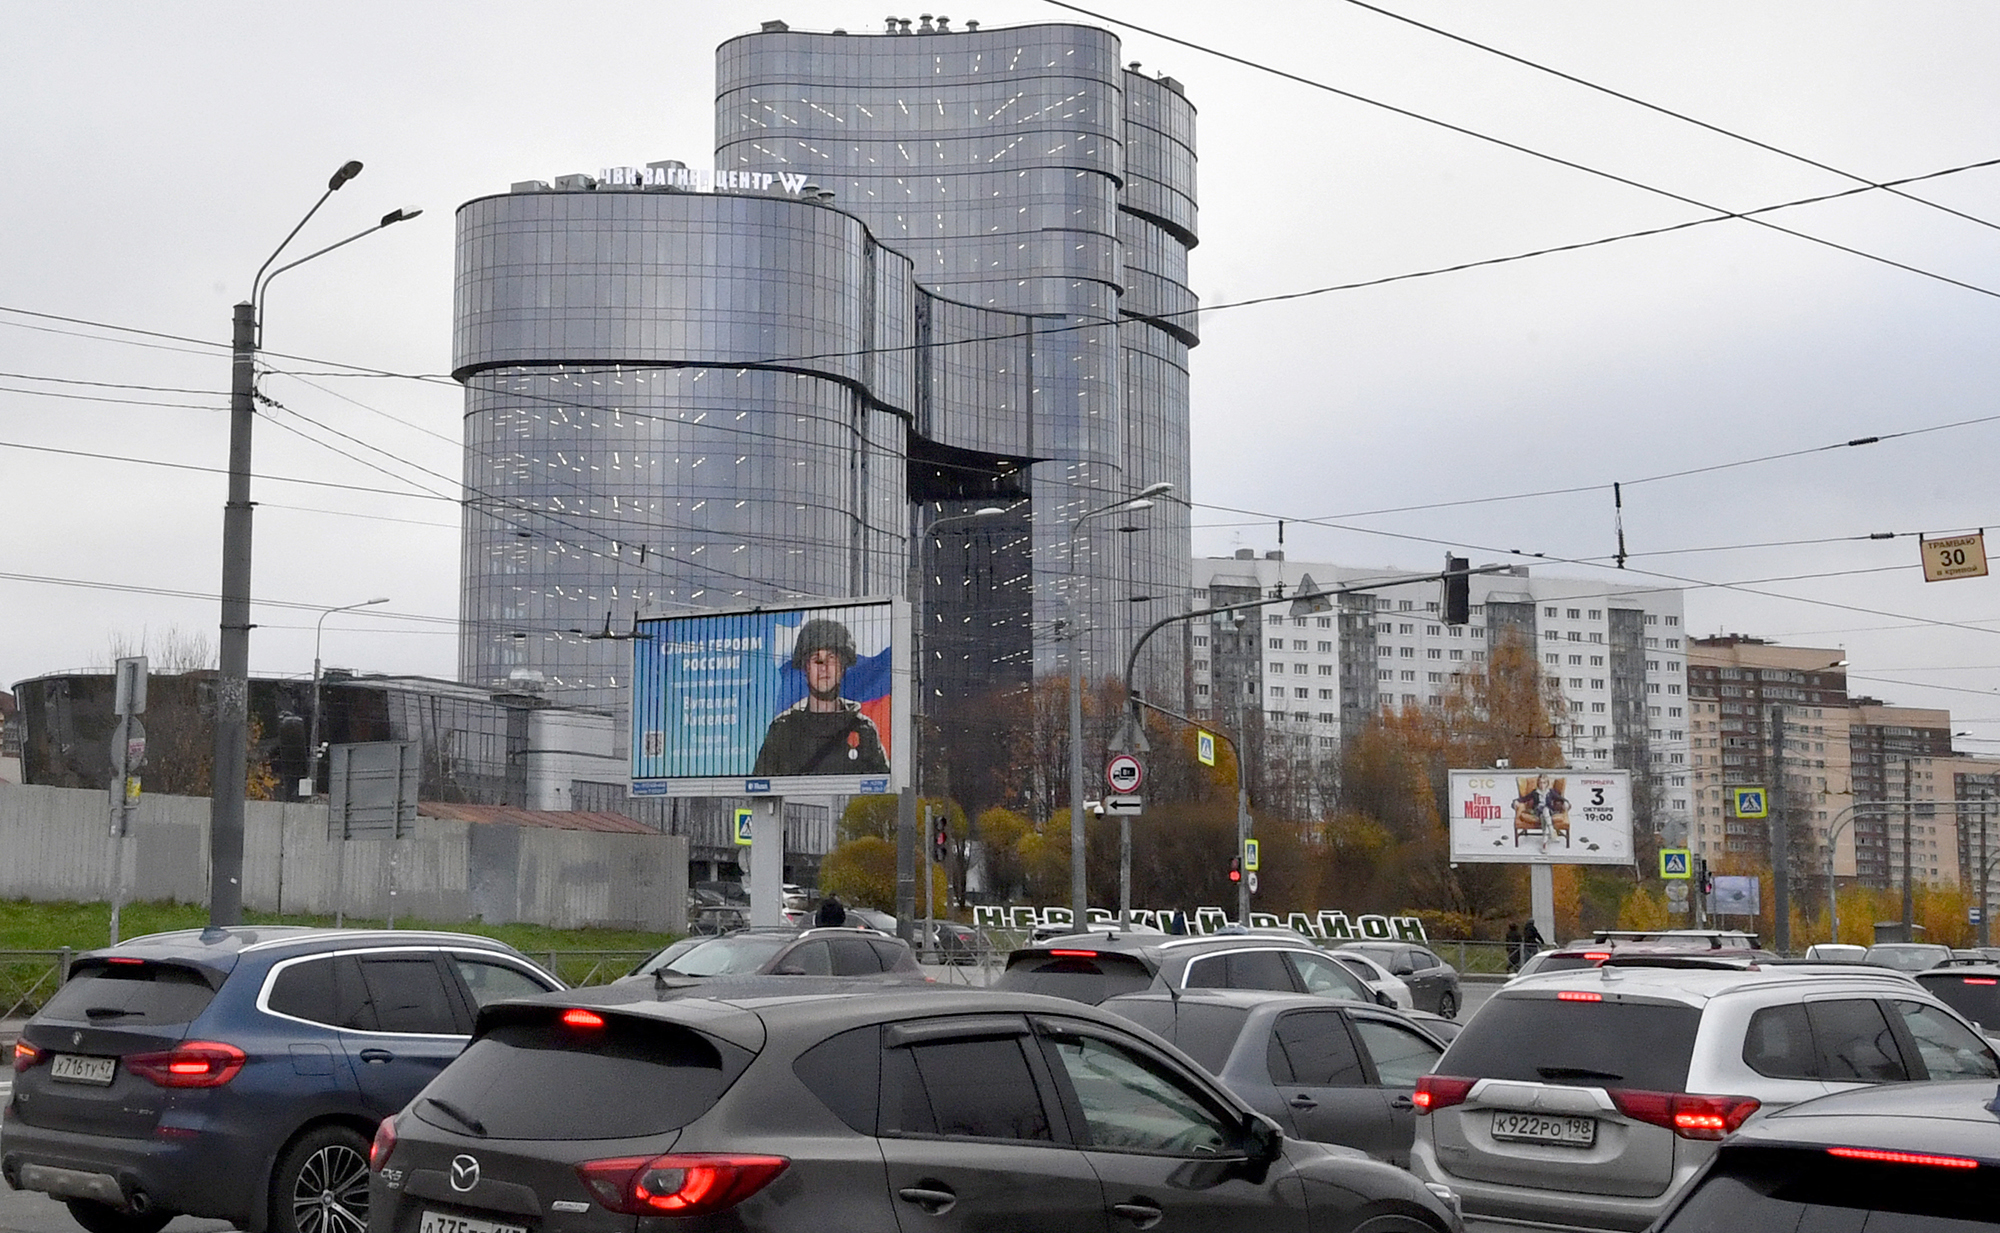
left=210, top=161, right=421, bottom=927
left=306, top=597, right=392, bottom=799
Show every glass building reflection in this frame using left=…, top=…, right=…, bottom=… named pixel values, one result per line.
left=455, top=19, right=1195, bottom=782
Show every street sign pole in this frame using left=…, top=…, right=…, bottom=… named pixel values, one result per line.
left=106, top=657, right=147, bottom=945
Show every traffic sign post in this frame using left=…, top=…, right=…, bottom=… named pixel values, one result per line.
left=1103, top=795, right=1144, bottom=816
left=1243, top=838, right=1260, bottom=872
left=1922, top=531, right=1989, bottom=583
left=1196, top=731, right=1215, bottom=767
left=1660, top=849, right=1691, bottom=879
left=1732, top=787, right=1768, bottom=819
left=733, top=807, right=754, bottom=846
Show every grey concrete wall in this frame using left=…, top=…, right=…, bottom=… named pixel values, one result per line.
left=0, top=784, right=686, bottom=932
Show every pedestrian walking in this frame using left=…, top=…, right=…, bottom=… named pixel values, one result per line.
left=1504, top=922, right=1522, bottom=971
left=815, top=893, right=847, bottom=928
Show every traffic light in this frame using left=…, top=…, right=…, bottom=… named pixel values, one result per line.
left=1441, top=554, right=1470, bottom=626
left=1228, top=856, right=1242, bottom=884
left=931, top=811, right=949, bottom=864
left=1697, top=858, right=1714, bottom=896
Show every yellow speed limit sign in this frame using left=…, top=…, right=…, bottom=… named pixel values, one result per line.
left=1922, top=531, right=1988, bottom=582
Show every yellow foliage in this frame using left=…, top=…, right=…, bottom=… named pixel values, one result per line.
left=1619, top=886, right=1671, bottom=930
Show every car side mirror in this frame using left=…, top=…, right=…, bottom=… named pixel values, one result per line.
left=1393, top=964, right=1416, bottom=977
left=1240, top=1112, right=1283, bottom=1164
left=1376, top=991, right=1397, bottom=1008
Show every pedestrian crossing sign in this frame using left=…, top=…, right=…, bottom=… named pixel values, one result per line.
left=734, top=807, right=754, bottom=845
left=1197, top=731, right=1216, bottom=767
left=1660, top=849, right=1691, bottom=879
left=1732, top=787, right=1768, bottom=819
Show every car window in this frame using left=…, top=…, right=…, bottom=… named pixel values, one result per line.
left=1044, top=1032, right=1234, bottom=1155
left=265, top=956, right=341, bottom=1027
left=1414, top=950, right=1442, bottom=971
left=794, top=1024, right=881, bottom=1134
left=418, top=1012, right=751, bottom=1139
left=830, top=937, right=884, bottom=975
left=1743, top=1003, right=1818, bottom=1080
left=1440, top=995, right=1700, bottom=1091
left=1184, top=949, right=1294, bottom=991
left=781, top=941, right=832, bottom=975
left=884, top=1036, right=1053, bottom=1141
left=1808, top=999, right=1908, bottom=1082
left=1351, top=1018, right=1443, bottom=1087
left=357, top=955, right=460, bottom=1034
left=1661, top=1146, right=1995, bottom=1232
left=671, top=934, right=793, bottom=976
left=1287, top=952, right=1370, bottom=1001
left=1891, top=1000, right=2000, bottom=1080
left=868, top=939, right=915, bottom=971
left=451, top=957, right=553, bottom=1008
left=1917, top=973, right=2000, bottom=1031
left=43, top=960, right=218, bottom=1026
left=995, top=952, right=1153, bottom=1005
left=1268, top=1010, right=1366, bottom=1087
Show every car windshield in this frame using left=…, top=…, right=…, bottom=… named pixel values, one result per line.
left=1439, top=993, right=1701, bottom=1091
left=630, top=938, right=704, bottom=977
left=1917, top=972, right=2000, bottom=1030
left=665, top=934, right=793, bottom=976
left=1866, top=945, right=1951, bottom=971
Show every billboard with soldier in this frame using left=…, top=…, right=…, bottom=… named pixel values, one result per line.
left=630, top=599, right=909, bottom=796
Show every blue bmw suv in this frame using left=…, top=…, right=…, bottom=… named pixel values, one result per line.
left=2, top=926, right=560, bottom=1233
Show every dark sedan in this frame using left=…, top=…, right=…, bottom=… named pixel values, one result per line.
left=617, top=926, right=925, bottom=985
left=1336, top=941, right=1462, bottom=1018
left=1102, top=988, right=1448, bottom=1166
left=368, top=984, right=1462, bottom=1233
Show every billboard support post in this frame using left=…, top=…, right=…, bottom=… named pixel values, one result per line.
left=751, top=797, right=785, bottom=927
left=1530, top=865, right=1554, bottom=952
left=896, top=787, right=916, bottom=943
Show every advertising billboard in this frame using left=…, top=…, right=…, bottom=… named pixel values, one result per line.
left=631, top=599, right=909, bottom=797
left=1448, top=769, right=1634, bottom=865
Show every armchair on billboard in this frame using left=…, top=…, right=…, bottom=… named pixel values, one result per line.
left=1447, top=768, right=1634, bottom=864
left=630, top=598, right=910, bottom=797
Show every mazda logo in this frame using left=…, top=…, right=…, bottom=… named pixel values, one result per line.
left=449, top=1156, right=480, bottom=1192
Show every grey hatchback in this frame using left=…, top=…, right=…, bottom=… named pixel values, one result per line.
left=995, top=930, right=1380, bottom=1006
left=368, top=983, right=1463, bottom=1233
left=1103, top=988, right=1448, bottom=1166
left=2, top=927, right=559, bottom=1233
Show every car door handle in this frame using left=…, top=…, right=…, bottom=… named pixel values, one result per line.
left=1288, top=1094, right=1319, bottom=1110
left=897, top=1186, right=956, bottom=1215
left=1112, top=1201, right=1164, bottom=1229
left=358, top=1048, right=395, bottom=1064
left=1390, top=1095, right=1415, bottom=1110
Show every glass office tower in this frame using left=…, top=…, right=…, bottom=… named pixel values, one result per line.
left=456, top=19, right=1195, bottom=782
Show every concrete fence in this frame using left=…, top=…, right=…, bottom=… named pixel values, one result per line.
left=0, top=784, right=687, bottom=933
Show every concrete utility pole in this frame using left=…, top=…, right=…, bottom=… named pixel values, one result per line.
left=207, top=162, right=417, bottom=928
left=1902, top=759, right=1915, bottom=940
left=1770, top=705, right=1790, bottom=952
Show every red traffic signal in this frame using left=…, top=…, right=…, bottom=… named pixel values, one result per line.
left=931, top=813, right=949, bottom=863
left=1228, top=856, right=1242, bottom=883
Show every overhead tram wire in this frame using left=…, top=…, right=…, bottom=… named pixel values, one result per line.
left=1333, top=0, right=2000, bottom=237
left=1042, top=0, right=2000, bottom=303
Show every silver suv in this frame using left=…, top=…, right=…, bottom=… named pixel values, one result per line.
left=1410, top=955, right=2000, bottom=1232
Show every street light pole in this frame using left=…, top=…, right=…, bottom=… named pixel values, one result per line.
left=307, top=598, right=391, bottom=799
left=1067, top=484, right=1170, bottom=931
left=209, top=161, right=419, bottom=927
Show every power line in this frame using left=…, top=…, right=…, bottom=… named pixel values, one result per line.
left=1332, top=0, right=2000, bottom=236
left=1044, top=0, right=2000, bottom=301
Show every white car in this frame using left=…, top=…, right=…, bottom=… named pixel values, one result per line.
left=1327, top=947, right=1415, bottom=1010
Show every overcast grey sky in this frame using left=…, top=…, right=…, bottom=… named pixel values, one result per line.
left=6, top=2, right=1999, bottom=741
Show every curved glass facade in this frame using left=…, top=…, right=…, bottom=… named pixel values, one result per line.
left=456, top=19, right=1195, bottom=747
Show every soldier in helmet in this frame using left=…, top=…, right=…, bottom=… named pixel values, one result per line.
left=752, top=617, right=890, bottom=776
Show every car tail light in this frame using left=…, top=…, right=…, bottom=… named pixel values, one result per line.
left=576, top=1154, right=789, bottom=1215
left=1413, top=1074, right=1476, bottom=1113
left=12, top=1040, right=41, bottom=1073
left=1962, top=978, right=1998, bottom=986
left=1557, top=990, right=1602, bottom=1002
left=1583, top=952, right=1612, bottom=962
left=123, top=1041, right=246, bottom=1088
left=1828, top=1146, right=1979, bottom=1169
left=1047, top=950, right=1099, bottom=958
left=370, top=1117, right=398, bottom=1171
left=560, top=1009, right=605, bottom=1028
left=1609, top=1090, right=1760, bottom=1140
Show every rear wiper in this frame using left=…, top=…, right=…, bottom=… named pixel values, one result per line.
left=419, top=1096, right=488, bottom=1137
left=1536, top=1066, right=1623, bottom=1082
left=84, top=1007, right=141, bottom=1020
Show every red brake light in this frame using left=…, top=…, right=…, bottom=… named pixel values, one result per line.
left=1583, top=952, right=1612, bottom=962
left=370, top=1117, right=398, bottom=1171
left=1047, top=950, right=1100, bottom=958
left=576, top=1154, right=789, bottom=1215
left=1828, top=1146, right=1979, bottom=1169
left=1558, top=990, right=1603, bottom=1002
left=12, top=1040, right=41, bottom=1073
left=1413, top=1074, right=1475, bottom=1113
left=1610, top=1090, right=1760, bottom=1140
left=105, top=957, right=145, bottom=965
left=560, top=1009, right=605, bottom=1028
left=124, top=1041, right=246, bottom=1088
left=1962, top=978, right=1998, bottom=986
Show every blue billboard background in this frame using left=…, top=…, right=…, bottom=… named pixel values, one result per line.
left=631, top=602, right=895, bottom=781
